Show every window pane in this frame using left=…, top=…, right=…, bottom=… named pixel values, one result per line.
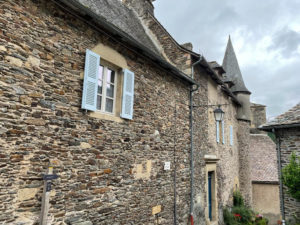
left=97, top=95, right=102, bottom=110
left=99, top=65, right=104, bottom=80
left=107, top=69, right=115, bottom=83
left=98, top=80, right=103, bottom=94
left=106, top=83, right=114, bottom=98
left=105, top=98, right=113, bottom=113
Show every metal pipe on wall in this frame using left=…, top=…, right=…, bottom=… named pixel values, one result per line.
left=274, top=129, right=285, bottom=224
left=189, top=56, right=202, bottom=224
left=173, top=103, right=177, bottom=225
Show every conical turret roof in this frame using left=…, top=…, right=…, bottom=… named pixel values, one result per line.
left=222, top=36, right=251, bottom=94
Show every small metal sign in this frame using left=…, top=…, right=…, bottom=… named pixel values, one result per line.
left=46, top=182, right=51, bottom=192
left=43, top=174, right=58, bottom=180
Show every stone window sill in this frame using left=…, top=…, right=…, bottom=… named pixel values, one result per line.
left=89, top=111, right=125, bottom=123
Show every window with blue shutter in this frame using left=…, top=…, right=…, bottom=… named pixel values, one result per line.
left=81, top=49, right=100, bottom=111
left=120, top=69, right=135, bottom=120
left=230, top=125, right=233, bottom=146
left=222, top=120, right=225, bottom=144
left=216, top=121, right=220, bottom=143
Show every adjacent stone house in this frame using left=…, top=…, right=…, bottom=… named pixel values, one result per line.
left=0, top=0, right=254, bottom=224
left=250, top=103, right=280, bottom=225
left=260, top=103, right=300, bottom=224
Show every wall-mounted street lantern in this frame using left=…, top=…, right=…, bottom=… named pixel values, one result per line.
left=213, top=106, right=225, bottom=122
left=193, top=103, right=226, bottom=121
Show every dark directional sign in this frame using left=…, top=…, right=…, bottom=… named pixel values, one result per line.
left=43, top=174, right=59, bottom=180
left=46, top=182, right=52, bottom=192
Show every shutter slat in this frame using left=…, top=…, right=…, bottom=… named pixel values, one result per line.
left=216, top=122, right=220, bottom=143
left=81, top=49, right=100, bottom=111
left=230, top=125, right=233, bottom=146
left=222, top=120, right=225, bottom=144
left=121, top=69, right=134, bottom=120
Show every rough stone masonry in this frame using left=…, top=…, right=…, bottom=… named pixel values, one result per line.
left=0, top=0, right=193, bottom=224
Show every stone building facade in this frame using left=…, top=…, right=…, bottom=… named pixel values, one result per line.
left=0, top=0, right=195, bottom=224
left=0, top=0, right=254, bottom=224
left=261, top=103, right=300, bottom=224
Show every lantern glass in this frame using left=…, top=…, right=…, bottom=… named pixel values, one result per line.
left=213, top=107, right=224, bottom=122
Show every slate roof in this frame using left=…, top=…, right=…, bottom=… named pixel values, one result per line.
left=250, top=134, right=279, bottom=182
left=251, top=102, right=266, bottom=108
left=222, top=36, right=251, bottom=94
left=209, top=61, right=222, bottom=69
left=55, top=0, right=197, bottom=85
left=260, top=103, right=300, bottom=130
left=76, top=0, right=160, bottom=54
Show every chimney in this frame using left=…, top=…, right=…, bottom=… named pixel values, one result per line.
left=123, top=0, right=156, bottom=16
left=181, top=42, right=193, bottom=51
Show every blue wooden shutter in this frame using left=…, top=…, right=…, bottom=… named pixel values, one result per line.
left=121, top=69, right=135, bottom=120
left=216, top=122, right=220, bottom=143
left=222, top=120, right=225, bottom=144
left=230, top=125, right=233, bottom=146
left=81, top=49, right=100, bottom=111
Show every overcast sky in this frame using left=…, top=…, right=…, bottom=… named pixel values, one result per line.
left=153, top=0, right=300, bottom=120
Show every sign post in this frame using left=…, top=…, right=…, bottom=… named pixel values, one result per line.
left=40, top=166, right=58, bottom=225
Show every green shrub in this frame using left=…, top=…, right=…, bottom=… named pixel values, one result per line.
left=223, top=207, right=239, bottom=225
left=233, top=190, right=244, bottom=207
left=256, top=217, right=268, bottom=225
left=282, top=152, right=300, bottom=201
left=224, top=191, right=269, bottom=225
left=232, top=206, right=254, bottom=224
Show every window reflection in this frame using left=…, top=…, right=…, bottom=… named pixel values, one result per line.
left=107, top=69, right=115, bottom=83
left=99, top=65, right=104, bottom=80
left=97, top=95, right=102, bottom=110
left=105, top=98, right=113, bottom=113
left=106, top=84, right=114, bottom=98
left=98, top=80, right=103, bottom=94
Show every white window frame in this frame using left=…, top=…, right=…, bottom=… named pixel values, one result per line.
left=96, top=64, right=118, bottom=115
left=230, top=125, right=233, bottom=146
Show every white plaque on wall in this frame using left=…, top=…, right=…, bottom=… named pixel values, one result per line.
left=164, top=162, right=171, bottom=170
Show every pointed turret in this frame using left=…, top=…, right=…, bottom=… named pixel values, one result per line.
left=222, top=36, right=251, bottom=94
left=223, top=36, right=251, bottom=121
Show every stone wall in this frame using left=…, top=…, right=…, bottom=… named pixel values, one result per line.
left=250, top=103, right=266, bottom=130
left=207, top=77, right=241, bottom=205
left=192, top=75, right=242, bottom=224
left=238, top=120, right=253, bottom=206
left=0, top=0, right=193, bottom=224
left=252, top=183, right=280, bottom=225
left=250, top=103, right=266, bottom=134
left=191, top=66, right=209, bottom=225
left=278, top=128, right=300, bottom=223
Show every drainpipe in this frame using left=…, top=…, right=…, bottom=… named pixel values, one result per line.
left=191, top=56, right=202, bottom=80
left=274, top=128, right=285, bottom=225
left=190, top=56, right=202, bottom=224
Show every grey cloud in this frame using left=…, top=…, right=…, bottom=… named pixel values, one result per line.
left=269, top=27, right=300, bottom=58
left=153, top=0, right=300, bottom=118
left=244, top=60, right=300, bottom=118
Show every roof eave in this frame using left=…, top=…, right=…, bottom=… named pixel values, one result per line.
left=252, top=181, right=279, bottom=185
left=232, top=90, right=252, bottom=95
left=259, top=123, right=300, bottom=131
